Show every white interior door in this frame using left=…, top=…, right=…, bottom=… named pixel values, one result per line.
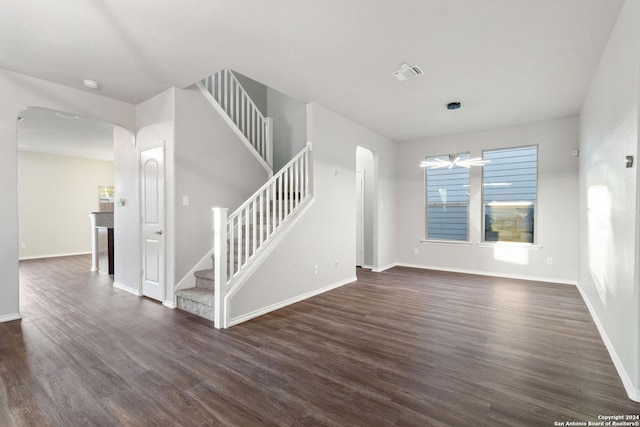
left=356, top=170, right=364, bottom=267
left=140, top=146, right=165, bottom=301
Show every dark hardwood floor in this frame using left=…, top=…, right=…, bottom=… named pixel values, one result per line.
left=1, top=255, right=638, bottom=426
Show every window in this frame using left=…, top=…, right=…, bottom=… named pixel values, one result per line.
left=425, top=153, right=470, bottom=241
left=482, top=146, right=538, bottom=243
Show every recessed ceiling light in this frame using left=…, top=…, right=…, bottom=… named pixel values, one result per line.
left=82, top=79, right=100, bottom=89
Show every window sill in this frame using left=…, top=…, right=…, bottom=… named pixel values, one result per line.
left=477, top=242, right=542, bottom=250
left=421, top=240, right=473, bottom=247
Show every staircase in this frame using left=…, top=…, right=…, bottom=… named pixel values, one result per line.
left=197, top=69, right=273, bottom=174
left=176, top=69, right=312, bottom=327
left=175, top=193, right=302, bottom=322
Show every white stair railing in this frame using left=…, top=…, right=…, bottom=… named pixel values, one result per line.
left=212, top=142, right=312, bottom=328
left=201, top=69, right=273, bottom=169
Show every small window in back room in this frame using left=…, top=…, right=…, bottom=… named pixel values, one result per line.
left=424, top=153, right=470, bottom=241
left=482, top=146, right=538, bottom=243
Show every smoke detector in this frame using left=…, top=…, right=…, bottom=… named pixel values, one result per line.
left=392, top=63, right=424, bottom=81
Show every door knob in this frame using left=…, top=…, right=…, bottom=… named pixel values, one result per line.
left=154, top=230, right=163, bottom=235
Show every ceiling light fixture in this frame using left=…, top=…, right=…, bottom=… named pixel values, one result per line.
left=420, top=102, right=490, bottom=169
left=82, top=79, right=100, bottom=89
left=420, top=153, right=489, bottom=169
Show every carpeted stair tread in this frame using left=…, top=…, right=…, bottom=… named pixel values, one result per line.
left=194, top=269, right=214, bottom=281
left=176, top=287, right=214, bottom=306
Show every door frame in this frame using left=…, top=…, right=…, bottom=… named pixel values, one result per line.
left=356, top=169, right=365, bottom=267
left=355, top=145, right=378, bottom=270
left=139, top=143, right=166, bottom=302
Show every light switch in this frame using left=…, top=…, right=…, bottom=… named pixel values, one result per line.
left=182, top=196, right=190, bottom=206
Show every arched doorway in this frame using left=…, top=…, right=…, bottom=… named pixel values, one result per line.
left=16, top=107, right=136, bottom=300
left=356, top=146, right=376, bottom=269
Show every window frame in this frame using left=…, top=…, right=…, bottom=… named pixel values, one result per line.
left=481, top=144, right=539, bottom=245
left=423, top=152, right=471, bottom=243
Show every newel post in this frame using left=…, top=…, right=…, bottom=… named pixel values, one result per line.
left=212, top=207, right=228, bottom=329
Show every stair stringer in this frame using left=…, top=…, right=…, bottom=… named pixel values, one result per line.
left=195, top=81, right=273, bottom=178
left=221, top=197, right=315, bottom=328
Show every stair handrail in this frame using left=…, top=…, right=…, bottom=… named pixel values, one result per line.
left=201, top=69, right=273, bottom=169
left=212, top=142, right=313, bottom=328
left=230, top=142, right=312, bottom=219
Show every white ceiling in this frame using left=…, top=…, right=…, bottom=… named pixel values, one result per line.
left=17, top=107, right=115, bottom=161
left=0, top=0, right=625, bottom=142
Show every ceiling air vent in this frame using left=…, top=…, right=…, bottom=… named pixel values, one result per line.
left=392, top=63, right=424, bottom=81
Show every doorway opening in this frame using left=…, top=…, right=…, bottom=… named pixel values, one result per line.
left=16, top=106, right=133, bottom=297
left=356, top=146, right=376, bottom=269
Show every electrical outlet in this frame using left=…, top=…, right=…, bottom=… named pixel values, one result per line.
left=335, top=259, right=340, bottom=269
left=546, top=257, right=553, bottom=265
left=182, top=196, right=190, bottom=206
left=414, top=247, right=419, bottom=255
left=20, top=243, right=26, bottom=249
left=313, top=265, right=318, bottom=275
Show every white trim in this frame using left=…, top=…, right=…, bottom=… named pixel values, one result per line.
left=0, top=313, right=22, bottom=323
left=421, top=240, right=473, bottom=247
left=113, top=282, right=141, bottom=296
left=361, top=264, right=374, bottom=270
left=576, top=283, right=640, bottom=402
left=19, top=251, right=91, bottom=261
left=162, top=300, right=176, bottom=309
left=477, top=242, right=542, bottom=250
left=395, top=262, right=577, bottom=286
left=372, top=262, right=398, bottom=273
left=228, top=275, right=357, bottom=327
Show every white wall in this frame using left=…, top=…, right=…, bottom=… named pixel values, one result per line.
left=0, top=68, right=136, bottom=322
left=396, top=116, right=579, bottom=284
left=173, top=86, right=269, bottom=284
left=17, top=151, right=113, bottom=259
left=229, top=71, right=307, bottom=171
left=113, top=125, right=140, bottom=296
left=234, top=71, right=268, bottom=116
left=267, top=87, right=307, bottom=171
left=578, top=0, right=640, bottom=401
left=227, top=103, right=397, bottom=323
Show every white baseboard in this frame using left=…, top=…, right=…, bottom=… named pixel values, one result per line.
left=576, top=283, right=640, bottom=402
left=113, top=282, right=141, bottom=296
left=0, top=313, right=22, bottom=323
left=228, top=275, right=357, bottom=327
left=373, top=262, right=398, bottom=273
left=163, top=300, right=176, bottom=309
left=394, top=262, right=577, bottom=286
left=19, top=251, right=91, bottom=261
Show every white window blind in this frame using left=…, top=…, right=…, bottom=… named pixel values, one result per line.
left=425, top=154, right=470, bottom=241
left=482, top=146, right=537, bottom=243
